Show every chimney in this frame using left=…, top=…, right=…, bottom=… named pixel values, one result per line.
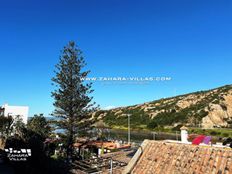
left=180, top=126, right=188, bottom=143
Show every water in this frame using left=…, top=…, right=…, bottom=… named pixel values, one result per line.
left=102, top=129, right=181, bottom=144
left=43, top=116, right=181, bottom=143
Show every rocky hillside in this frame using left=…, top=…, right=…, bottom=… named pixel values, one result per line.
left=93, top=85, right=232, bottom=129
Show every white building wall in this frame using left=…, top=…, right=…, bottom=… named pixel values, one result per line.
left=181, top=129, right=188, bottom=143
left=2, top=104, right=29, bottom=124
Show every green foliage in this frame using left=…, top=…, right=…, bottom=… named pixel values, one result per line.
left=188, top=127, right=232, bottom=138
left=209, top=131, right=218, bottom=136
left=103, top=108, right=150, bottom=129
left=0, top=116, right=13, bottom=138
left=102, top=100, right=209, bottom=128
left=152, top=110, right=188, bottom=126
left=51, top=41, right=98, bottom=159
left=0, top=115, right=26, bottom=138
left=100, top=85, right=232, bottom=129
left=94, top=110, right=106, bottom=117
left=13, top=115, right=26, bottom=134
left=212, top=100, right=220, bottom=104
left=171, top=124, right=183, bottom=131
left=5, top=127, right=68, bottom=174
left=194, top=110, right=209, bottom=121
left=222, top=133, right=229, bottom=137
left=147, top=120, right=158, bottom=129
left=27, top=114, right=51, bottom=138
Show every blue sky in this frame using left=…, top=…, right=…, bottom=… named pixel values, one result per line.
left=0, top=0, right=232, bottom=116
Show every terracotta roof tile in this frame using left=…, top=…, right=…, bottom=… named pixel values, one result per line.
left=126, top=140, right=232, bottom=174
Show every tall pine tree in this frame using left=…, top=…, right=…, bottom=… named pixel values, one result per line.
left=51, top=41, right=98, bottom=160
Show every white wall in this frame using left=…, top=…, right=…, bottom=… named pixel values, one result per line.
left=181, top=129, right=188, bottom=143
left=2, top=104, right=29, bottom=124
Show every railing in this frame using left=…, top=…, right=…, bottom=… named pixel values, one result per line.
left=72, top=157, right=127, bottom=174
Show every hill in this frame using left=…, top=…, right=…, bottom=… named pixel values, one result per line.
left=93, top=85, right=232, bottom=129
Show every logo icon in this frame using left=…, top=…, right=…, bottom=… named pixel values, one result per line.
left=4, top=148, right=31, bottom=161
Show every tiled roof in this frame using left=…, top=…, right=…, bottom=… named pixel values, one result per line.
left=74, top=141, right=118, bottom=149
left=74, top=140, right=131, bottom=150
left=124, top=140, right=232, bottom=174
left=101, top=150, right=135, bottom=174
left=101, top=149, right=135, bottom=164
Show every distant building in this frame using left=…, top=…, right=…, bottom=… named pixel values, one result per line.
left=0, top=104, right=29, bottom=124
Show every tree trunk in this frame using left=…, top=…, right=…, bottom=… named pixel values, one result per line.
left=67, top=128, right=74, bottom=162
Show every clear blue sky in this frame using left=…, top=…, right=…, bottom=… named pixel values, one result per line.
left=0, top=0, right=232, bottom=116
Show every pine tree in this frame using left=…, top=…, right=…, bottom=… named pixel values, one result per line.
left=27, top=114, right=51, bottom=138
left=51, top=41, right=98, bottom=160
